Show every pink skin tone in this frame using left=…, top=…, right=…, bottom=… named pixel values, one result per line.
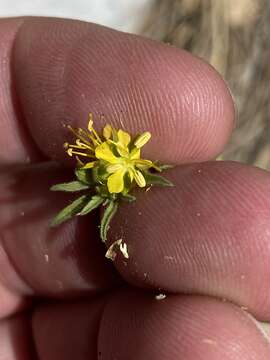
left=0, top=17, right=269, bottom=360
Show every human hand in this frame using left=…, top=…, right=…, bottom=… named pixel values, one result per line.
left=1, top=17, right=270, bottom=359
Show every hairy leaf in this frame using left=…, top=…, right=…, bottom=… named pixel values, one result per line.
left=144, top=173, right=174, bottom=187
left=100, top=201, right=118, bottom=242
left=121, top=194, right=136, bottom=202
left=78, top=195, right=104, bottom=216
left=51, top=195, right=89, bottom=227
left=50, top=181, right=89, bottom=192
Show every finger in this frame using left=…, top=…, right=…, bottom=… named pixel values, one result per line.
left=0, top=162, right=120, bottom=309
left=32, top=291, right=270, bottom=360
left=33, top=297, right=106, bottom=360
left=1, top=17, right=234, bottom=165
left=0, top=315, right=35, bottom=359
left=108, top=161, right=270, bottom=320
left=0, top=18, right=43, bottom=165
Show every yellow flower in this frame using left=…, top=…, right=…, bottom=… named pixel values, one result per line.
left=64, top=114, right=159, bottom=194
left=96, top=127, right=158, bottom=193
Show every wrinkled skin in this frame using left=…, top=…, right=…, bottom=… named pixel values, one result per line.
left=0, top=16, right=270, bottom=360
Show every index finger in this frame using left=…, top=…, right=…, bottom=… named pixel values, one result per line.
left=0, top=17, right=234, bottom=165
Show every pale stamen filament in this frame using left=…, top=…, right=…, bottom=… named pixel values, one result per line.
left=65, top=144, right=95, bottom=158
left=75, top=139, right=94, bottom=151
left=67, top=148, right=94, bottom=158
left=67, top=125, right=93, bottom=147
left=79, top=128, right=101, bottom=147
left=88, top=114, right=102, bottom=143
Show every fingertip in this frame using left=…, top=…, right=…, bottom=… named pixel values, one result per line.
left=11, top=17, right=234, bottom=164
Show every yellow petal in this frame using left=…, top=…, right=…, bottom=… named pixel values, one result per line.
left=134, top=170, right=146, bottom=187
left=116, top=145, right=129, bottom=158
left=130, top=147, right=140, bottom=160
left=117, top=129, right=131, bottom=147
left=107, top=139, right=129, bottom=158
left=82, top=161, right=97, bottom=169
left=107, top=169, right=125, bottom=193
left=128, top=168, right=134, bottom=182
left=107, top=163, right=123, bottom=173
left=134, top=132, right=151, bottom=148
left=95, top=142, right=118, bottom=163
left=103, top=124, right=113, bottom=140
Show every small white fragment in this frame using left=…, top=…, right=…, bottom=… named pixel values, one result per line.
left=105, top=242, right=119, bottom=261
left=20, top=211, right=25, bottom=216
left=119, top=242, right=129, bottom=259
left=240, top=274, right=245, bottom=280
left=196, top=212, right=201, bottom=217
left=155, top=294, right=166, bottom=300
left=44, top=254, right=49, bottom=262
left=105, top=239, right=129, bottom=261
left=202, top=338, right=217, bottom=346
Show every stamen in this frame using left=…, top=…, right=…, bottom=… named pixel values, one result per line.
left=75, top=156, right=85, bottom=166
left=75, top=139, right=94, bottom=151
left=79, top=128, right=100, bottom=147
left=88, top=114, right=102, bottom=143
left=67, top=125, right=93, bottom=146
left=67, top=148, right=73, bottom=157
left=89, top=134, right=100, bottom=146
left=88, top=115, right=94, bottom=131
left=66, top=149, right=92, bottom=158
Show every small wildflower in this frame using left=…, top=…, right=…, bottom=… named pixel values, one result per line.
left=50, top=114, right=173, bottom=251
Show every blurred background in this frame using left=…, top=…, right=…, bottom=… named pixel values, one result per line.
left=1, top=0, right=268, bottom=169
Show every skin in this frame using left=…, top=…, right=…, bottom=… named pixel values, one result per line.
left=0, top=16, right=270, bottom=359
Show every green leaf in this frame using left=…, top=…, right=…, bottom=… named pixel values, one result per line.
left=75, top=168, right=94, bottom=185
left=121, top=194, right=136, bottom=202
left=144, top=173, right=174, bottom=187
left=51, top=195, right=89, bottom=227
left=78, top=195, right=104, bottom=216
left=50, top=181, right=89, bottom=192
left=156, top=163, right=174, bottom=171
left=100, top=201, right=118, bottom=242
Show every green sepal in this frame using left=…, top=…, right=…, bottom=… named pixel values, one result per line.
left=100, top=201, right=118, bottom=242
left=120, top=194, right=136, bottom=202
left=75, top=168, right=94, bottom=185
left=50, top=195, right=89, bottom=227
left=50, top=181, right=89, bottom=192
left=78, top=195, right=104, bottom=216
left=143, top=172, right=174, bottom=187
